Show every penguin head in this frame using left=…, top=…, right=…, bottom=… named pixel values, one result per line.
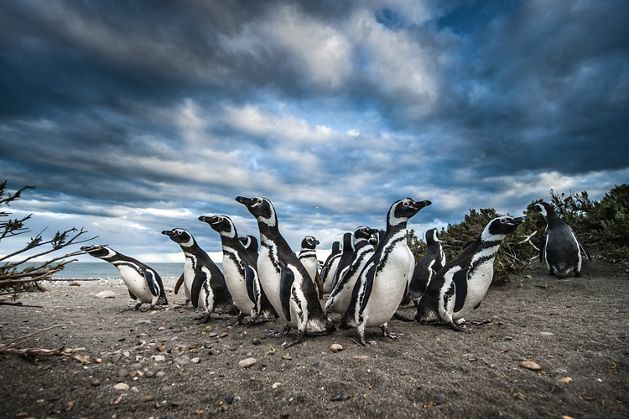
left=533, top=201, right=553, bottom=220
left=331, top=241, right=341, bottom=253
left=301, top=235, right=319, bottom=250
left=235, top=196, right=277, bottom=227
left=239, top=235, right=258, bottom=252
left=199, top=215, right=237, bottom=238
left=80, top=245, right=116, bottom=259
left=387, top=198, right=432, bottom=227
left=341, top=232, right=354, bottom=252
left=161, top=228, right=194, bottom=247
left=482, top=216, right=527, bottom=241
left=353, top=226, right=378, bottom=243
left=368, top=234, right=379, bottom=247
left=425, top=228, right=440, bottom=245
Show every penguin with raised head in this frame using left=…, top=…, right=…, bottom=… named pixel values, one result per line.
left=239, top=235, right=259, bottom=262
left=161, top=229, right=233, bottom=322
left=199, top=215, right=277, bottom=323
left=81, top=245, right=168, bottom=310
left=298, top=236, right=324, bottom=299
left=345, top=198, right=431, bottom=345
left=402, top=228, right=446, bottom=306
left=320, top=241, right=341, bottom=294
left=534, top=201, right=591, bottom=278
left=415, top=216, right=526, bottom=331
left=325, top=226, right=378, bottom=315
left=235, top=196, right=335, bottom=346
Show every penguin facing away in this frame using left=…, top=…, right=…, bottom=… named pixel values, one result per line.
left=320, top=241, right=341, bottom=294
left=329, top=233, right=355, bottom=293
left=81, top=245, right=168, bottom=310
left=415, top=216, right=526, bottom=331
left=161, top=229, right=234, bottom=322
left=534, top=201, right=591, bottom=278
left=200, top=215, right=277, bottom=323
left=325, top=226, right=379, bottom=315
left=402, top=228, right=446, bottom=306
left=298, top=235, right=324, bottom=299
left=348, top=198, right=432, bottom=345
left=236, top=196, right=335, bottom=346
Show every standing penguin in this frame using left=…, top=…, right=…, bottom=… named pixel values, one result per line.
left=320, top=241, right=341, bottom=294
left=402, top=228, right=446, bottom=306
left=534, top=201, right=591, bottom=278
left=329, top=233, right=354, bottom=292
left=161, top=229, right=234, bottom=322
left=325, top=226, right=378, bottom=315
left=298, top=236, right=324, bottom=299
left=346, top=198, right=432, bottom=345
left=199, top=215, right=277, bottom=323
left=239, top=235, right=259, bottom=262
left=415, top=216, right=526, bottom=330
left=80, top=245, right=168, bottom=310
left=235, top=196, right=335, bottom=346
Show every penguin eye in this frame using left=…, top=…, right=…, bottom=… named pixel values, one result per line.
left=403, top=201, right=409, bottom=207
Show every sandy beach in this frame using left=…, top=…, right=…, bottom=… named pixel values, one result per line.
left=1, top=261, right=627, bottom=418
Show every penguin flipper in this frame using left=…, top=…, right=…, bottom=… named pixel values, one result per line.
left=279, top=265, right=294, bottom=322
left=128, top=290, right=138, bottom=300
left=143, top=270, right=159, bottom=297
left=190, top=270, right=205, bottom=308
left=357, top=262, right=378, bottom=315
left=577, top=238, right=592, bottom=261
left=245, top=265, right=257, bottom=303
left=174, top=274, right=184, bottom=295
left=452, top=268, right=469, bottom=313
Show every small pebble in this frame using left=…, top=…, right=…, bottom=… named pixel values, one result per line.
left=219, top=332, right=229, bottom=338
left=281, top=353, right=293, bottom=360
left=272, top=382, right=282, bottom=390
left=558, top=376, right=573, bottom=384
left=144, top=371, right=155, bottom=378
left=224, top=395, right=234, bottom=405
left=238, top=358, right=257, bottom=368
left=520, top=360, right=542, bottom=371
left=208, top=332, right=218, bottom=338
left=156, top=371, right=165, bottom=378
left=252, top=338, right=262, bottom=346
left=113, top=383, right=129, bottom=391
left=540, top=331, right=555, bottom=336
left=191, top=357, right=200, bottom=364
left=153, top=355, right=166, bottom=362
left=129, top=363, right=142, bottom=370
left=434, top=393, right=446, bottom=405
left=90, top=379, right=101, bottom=387
left=111, top=354, right=123, bottom=364
left=329, top=343, right=343, bottom=353
left=117, top=369, right=129, bottom=378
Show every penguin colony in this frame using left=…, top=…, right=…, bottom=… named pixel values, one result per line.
left=83, top=196, right=590, bottom=346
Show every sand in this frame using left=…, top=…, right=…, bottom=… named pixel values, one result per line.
left=0, top=261, right=627, bottom=418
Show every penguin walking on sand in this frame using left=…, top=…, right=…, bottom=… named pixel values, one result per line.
left=81, top=245, right=167, bottom=310
left=200, top=215, right=277, bottom=323
left=298, top=236, right=324, bottom=299
left=236, top=196, right=335, bottom=346
left=346, top=198, right=432, bottom=345
left=325, top=226, right=378, bottom=315
left=402, top=228, right=446, bottom=305
left=415, top=216, right=526, bottom=331
left=320, top=241, right=341, bottom=294
left=534, top=201, right=591, bottom=278
left=161, top=229, right=234, bottom=322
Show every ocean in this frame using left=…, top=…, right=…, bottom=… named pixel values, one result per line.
left=45, top=262, right=203, bottom=283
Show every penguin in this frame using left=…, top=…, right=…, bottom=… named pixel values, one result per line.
left=329, top=233, right=355, bottom=292
left=161, top=229, right=234, bottom=322
left=320, top=241, right=341, bottom=294
left=534, top=201, right=591, bottom=278
left=415, top=215, right=526, bottom=331
left=345, top=198, right=432, bottom=345
left=402, top=228, right=446, bottom=305
left=298, top=236, right=324, bottom=299
left=199, top=215, right=277, bottom=323
left=235, top=196, right=335, bottom=346
left=239, top=235, right=259, bottom=263
left=80, top=245, right=167, bottom=310
left=325, top=226, right=378, bottom=315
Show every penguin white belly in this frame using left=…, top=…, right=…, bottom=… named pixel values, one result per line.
left=196, top=268, right=213, bottom=311
left=364, top=248, right=411, bottom=326
left=323, top=258, right=340, bottom=293
left=183, top=259, right=194, bottom=300
left=300, top=258, right=318, bottom=282
left=453, top=259, right=494, bottom=320
left=257, top=244, right=285, bottom=321
left=118, top=266, right=152, bottom=303
left=222, top=257, right=254, bottom=313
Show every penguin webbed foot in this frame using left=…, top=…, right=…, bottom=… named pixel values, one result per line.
left=195, top=313, right=211, bottom=324
left=227, top=313, right=246, bottom=326
left=134, top=302, right=143, bottom=311
left=380, top=323, right=399, bottom=340
left=447, top=321, right=468, bottom=332
left=266, top=324, right=291, bottom=338
left=281, top=331, right=304, bottom=349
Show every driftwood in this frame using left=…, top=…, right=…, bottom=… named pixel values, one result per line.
left=0, top=324, right=91, bottom=364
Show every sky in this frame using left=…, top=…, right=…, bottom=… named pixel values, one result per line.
left=1, top=0, right=628, bottom=263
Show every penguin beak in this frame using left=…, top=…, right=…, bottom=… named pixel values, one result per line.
left=161, top=230, right=172, bottom=236
left=412, top=200, right=432, bottom=210
left=235, top=196, right=253, bottom=206
left=316, top=240, right=320, bottom=245
left=80, top=245, right=98, bottom=252
left=199, top=215, right=221, bottom=225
